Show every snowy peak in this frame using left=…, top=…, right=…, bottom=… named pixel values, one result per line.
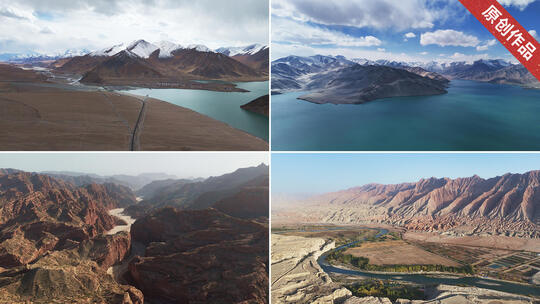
left=126, top=40, right=159, bottom=58
left=90, top=43, right=126, bottom=57
left=156, top=41, right=183, bottom=58
left=186, top=44, right=211, bottom=52
left=216, top=44, right=268, bottom=56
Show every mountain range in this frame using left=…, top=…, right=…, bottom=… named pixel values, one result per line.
left=127, top=163, right=269, bottom=219
left=272, top=55, right=450, bottom=104
left=272, top=55, right=540, bottom=101
left=49, top=40, right=268, bottom=87
left=274, top=170, right=540, bottom=238
left=0, top=166, right=269, bottom=303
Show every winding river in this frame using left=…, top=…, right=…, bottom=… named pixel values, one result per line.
left=305, top=228, right=540, bottom=297
left=106, top=208, right=136, bottom=235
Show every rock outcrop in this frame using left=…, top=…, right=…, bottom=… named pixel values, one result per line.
left=0, top=249, right=143, bottom=304
left=271, top=234, right=352, bottom=304
left=241, top=94, right=269, bottom=116
left=128, top=207, right=268, bottom=304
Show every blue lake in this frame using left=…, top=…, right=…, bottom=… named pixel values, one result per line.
left=121, top=81, right=269, bottom=141
left=272, top=80, right=540, bottom=151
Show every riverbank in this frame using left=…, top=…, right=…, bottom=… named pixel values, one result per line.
left=318, top=228, right=540, bottom=298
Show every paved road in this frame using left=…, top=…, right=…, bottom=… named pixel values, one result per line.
left=130, top=96, right=148, bottom=151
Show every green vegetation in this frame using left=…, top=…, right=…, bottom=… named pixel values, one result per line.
left=346, top=279, right=424, bottom=301
left=327, top=249, right=475, bottom=274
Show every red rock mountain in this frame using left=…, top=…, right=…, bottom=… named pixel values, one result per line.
left=278, top=171, right=540, bottom=237
left=128, top=207, right=268, bottom=304
left=0, top=170, right=134, bottom=267
left=0, top=169, right=143, bottom=303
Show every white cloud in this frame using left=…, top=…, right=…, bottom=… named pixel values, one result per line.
left=420, top=51, right=428, bottom=55
left=404, top=32, right=416, bottom=38
left=420, top=29, right=480, bottom=47
left=377, top=48, right=386, bottom=52
left=497, top=0, right=536, bottom=10
left=273, top=18, right=381, bottom=48
left=530, top=29, right=538, bottom=39
left=447, top=52, right=490, bottom=63
left=0, top=0, right=268, bottom=54
left=273, top=42, right=436, bottom=63
left=272, top=0, right=443, bottom=31
left=476, top=39, right=497, bottom=51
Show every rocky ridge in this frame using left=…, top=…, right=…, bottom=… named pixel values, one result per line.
left=274, top=170, right=540, bottom=237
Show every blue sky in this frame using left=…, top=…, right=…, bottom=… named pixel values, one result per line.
left=0, top=153, right=268, bottom=178
left=272, top=0, right=540, bottom=62
left=272, top=153, right=540, bottom=194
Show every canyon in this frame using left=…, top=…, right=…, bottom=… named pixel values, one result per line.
left=0, top=166, right=269, bottom=303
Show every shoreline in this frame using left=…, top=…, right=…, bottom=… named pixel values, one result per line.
left=0, top=76, right=268, bottom=150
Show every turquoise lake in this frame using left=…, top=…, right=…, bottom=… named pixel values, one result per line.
left=121, top=81, right=269, bottom=141
left=272, top=80, right=540, bottom=151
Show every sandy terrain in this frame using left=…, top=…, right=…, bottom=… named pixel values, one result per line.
left=0, top=66, right=268, bottom=151
left=345, top=240, right=461, bottom=267
left=404, top=232, right=540, bottom=253
left=271, top=234, right=351, bottom=304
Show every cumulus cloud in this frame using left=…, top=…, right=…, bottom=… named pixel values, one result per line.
left=273, top=18, right=381, bottom=48
left=0, top=0, right=268, bottom=54
left=272, top=0, right=444, bottom=31
left=420, top=29, right=480, bottom=47
left=420, top=51, right=428, bottom=55
left=476, top=39, right=497, bottom=51
left=530, top=29, right=538, bottom=39
left=497, top=0, right=536, bottom=10
left=404, top=32, right=416, bottom=38
left=377, top=48, right=386, bottom=52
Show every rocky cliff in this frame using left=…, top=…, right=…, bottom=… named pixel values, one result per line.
left=128, top=207, right=268, bottom=303
left=0, top=169, right=143, bottom=303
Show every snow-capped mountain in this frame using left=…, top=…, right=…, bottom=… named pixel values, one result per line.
left=186, top=44, right=211, bottom=52
left=216, top=44, right=268, bottom=56
left=126, top=40, right=160, bottom=58
left=156, top=41, right=183, bottom=58
left=0, top=49, right=90, bottom=63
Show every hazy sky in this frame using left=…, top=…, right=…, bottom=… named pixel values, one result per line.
left=0, top=153, right=268, bottom=178
left=272, top=0, right=539, bottom=62
left=272, top=153, right=540, bottom=194
left=0, top=0, right=269, bottom=55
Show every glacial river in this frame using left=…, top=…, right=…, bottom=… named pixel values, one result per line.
left=272, top=80, right=540, bottom=151
left=315, top=228, right=540, bottom=297
left=119, top=81, right=269, bottom=141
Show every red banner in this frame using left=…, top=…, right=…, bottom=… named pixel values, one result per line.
left=458, top=0, right=540, bottom=81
